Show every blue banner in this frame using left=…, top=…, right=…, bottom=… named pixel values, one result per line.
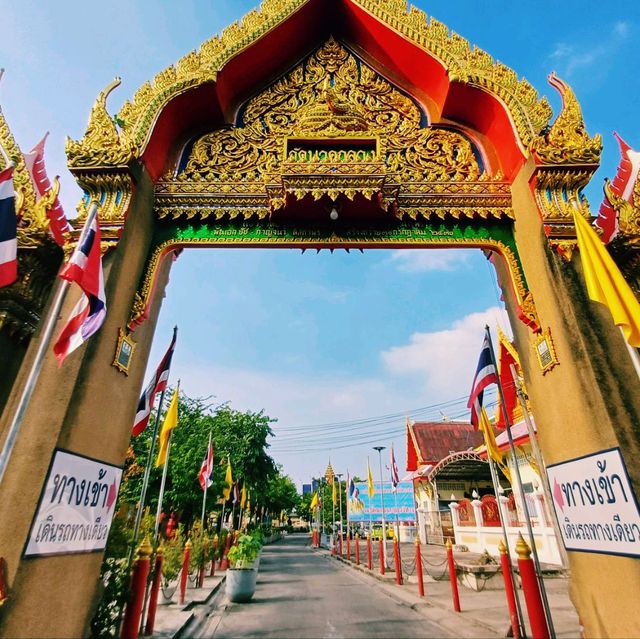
left=348, top=481, right=415, bottom=523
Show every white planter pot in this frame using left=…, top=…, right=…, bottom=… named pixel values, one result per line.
left=226, top=568, right=258, bottom=603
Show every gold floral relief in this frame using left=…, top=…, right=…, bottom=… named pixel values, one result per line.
left=168, top=38, right=494, bottom=216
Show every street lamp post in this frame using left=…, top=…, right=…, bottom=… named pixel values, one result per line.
left=373, top=446, right=388, bottom=567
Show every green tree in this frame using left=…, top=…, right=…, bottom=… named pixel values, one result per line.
left=119, top=390, right=277, bottom=528
left=258, top=469, right=299, bottom=517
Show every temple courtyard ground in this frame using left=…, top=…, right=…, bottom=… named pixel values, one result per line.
left=152, top=534, right=580, bottom=638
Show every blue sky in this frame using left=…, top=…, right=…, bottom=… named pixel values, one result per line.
left=1, top=1, right=638, bottom=487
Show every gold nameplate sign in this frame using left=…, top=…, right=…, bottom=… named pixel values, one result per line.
left=112, top=328, right=136, bottom=375
left=533, top=328, right=559, bottom=374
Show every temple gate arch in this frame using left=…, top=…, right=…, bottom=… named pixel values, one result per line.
left=0, top=1, right=639, bottom=637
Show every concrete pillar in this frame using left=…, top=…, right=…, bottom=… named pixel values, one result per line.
left=471, top=499, right=483, bottom=527
left=0, top=167, right=171, bottom=638
left=500, top=157, right=640, bottom=638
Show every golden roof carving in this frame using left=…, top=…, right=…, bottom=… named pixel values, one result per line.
left=67, top=0, right=555, bottom=169
left=530, top=72, right=602, bottom=165
left=161, top=39, right=496, bottom=217
left=604, top=178, right=640, bottom=242
left=66, top=77, right=135, bottom=169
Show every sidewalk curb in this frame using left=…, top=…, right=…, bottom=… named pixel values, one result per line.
left=173, top=574, right=226, bottom=639
left=314, top=547, right=503, bottom=638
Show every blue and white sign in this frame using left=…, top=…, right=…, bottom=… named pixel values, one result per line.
left=24, top=449, right=122, bottom=557
left=546, top=447, right=640, bottom=558
left=348, top=481, right=415, bottom=523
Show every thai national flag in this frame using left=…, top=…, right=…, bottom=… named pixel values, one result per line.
left=53, top=217, right=106, bottom=366
left=467, top=332, right=499, bottom=429
left=0, top=167, right=17, bottom=288
left=198, top=439, right=214, bottom=491
left=132, top=327, right=177, bottom=436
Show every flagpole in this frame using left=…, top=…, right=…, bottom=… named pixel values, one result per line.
left=620, top=327, right=640, bottom=381
left=374, top=446, right=389, bottom=567
left=129, top=387, right=167, bottom=564
left=231, top=494, right=237, bottom=533
left=220, top=501, right=227, bottom=533
left=0, top=201, right=99, bottom=486
left=200, top=432, right=212, bottom=530
left=336, top=473, right=344, bottom=548
left=487, top=451, right=527, bottom=638
left=485, top=326, right=556, bottom=639
left=510, top=363, right=569, bottom=568
left=345, top=471, right=350, bottom=540
left=153, top=434, right=173, bottom=541
left=332, top=477, right=336, bottom=542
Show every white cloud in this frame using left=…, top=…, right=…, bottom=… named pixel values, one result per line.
left=167, top=306, right=512, bottom=486
left=381, top=306, right=510, bottom=398
left=388, top=249, right=470, bottom=273
left=548, top=22, right=631, bottom=79
left=614, top=21, right=630, bottom=38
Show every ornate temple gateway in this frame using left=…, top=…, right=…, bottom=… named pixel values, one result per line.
left=0, top=1, right=639, bottom=636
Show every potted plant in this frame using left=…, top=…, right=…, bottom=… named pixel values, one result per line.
left=160, top=535, right=184, bottom=604
left=225, top=534, right=262, bottom=603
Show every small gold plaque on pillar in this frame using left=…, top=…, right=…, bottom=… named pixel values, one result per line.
left=533, top=328, right=558, bottom=374
left=112, top=328, right=136, bottom=375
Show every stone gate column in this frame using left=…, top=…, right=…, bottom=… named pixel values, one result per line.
left=501, top=156, right=640, bottom=638
left=0, top=166, right=170, bottom=638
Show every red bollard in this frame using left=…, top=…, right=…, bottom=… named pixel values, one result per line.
left=332, top=532, right=337, bottom=556
left=499, top=540, right=521, bottom=639
left=517, top=534, right=550, bottom=639
left=355, top=534, right=360, bottom=565
left=210, top=536, right=218, bottom=576
left=338, top=532, right=343, bottom=556
left=179, top=539, right=192, bottom=605
left=379, top=537, right=385, bottom=576
left=415, top=538, right=424, bottom=598
left=347, top=533, right=351, bottom=561
left=446, top=539, right=461, bottom=612
left=393, top=539, right=403, bottom=585
left=121, top=537, right=152, bottom=639
left=220, top=532, right=232, bottom=570
left=144, top=546, right=164, bottom=636
left=366, top=534, right=372, bottom=570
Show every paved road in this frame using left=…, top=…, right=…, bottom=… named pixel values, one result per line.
left=196, top=535, right=453, bottom=638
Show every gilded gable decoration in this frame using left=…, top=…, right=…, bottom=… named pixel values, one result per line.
left=157, top=39, right=507, bottom=222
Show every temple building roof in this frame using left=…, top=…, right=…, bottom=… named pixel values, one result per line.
left=406, top=419, right=484, bottom=472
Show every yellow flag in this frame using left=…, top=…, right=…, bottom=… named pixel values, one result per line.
left=479, top=407, right=512, bottom=484
left=240, top=484, right=247, bottom=510
left=367, top=458, right=375, bottom=498
left=479, top=407, right=502, bottom=465
left=310, top=491, right=319, bottom=510
left=573, top=208, right=640, bottom=346
left=222, top=458, right=233, bottom=500
left=155, top=386, right=179, bottom=467
left=332, top=477, right=337, bottom=506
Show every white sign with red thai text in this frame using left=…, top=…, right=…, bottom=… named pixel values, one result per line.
left=546, top=447, right=640, bottom=558
left=24, top=449, right=122, bottom=557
